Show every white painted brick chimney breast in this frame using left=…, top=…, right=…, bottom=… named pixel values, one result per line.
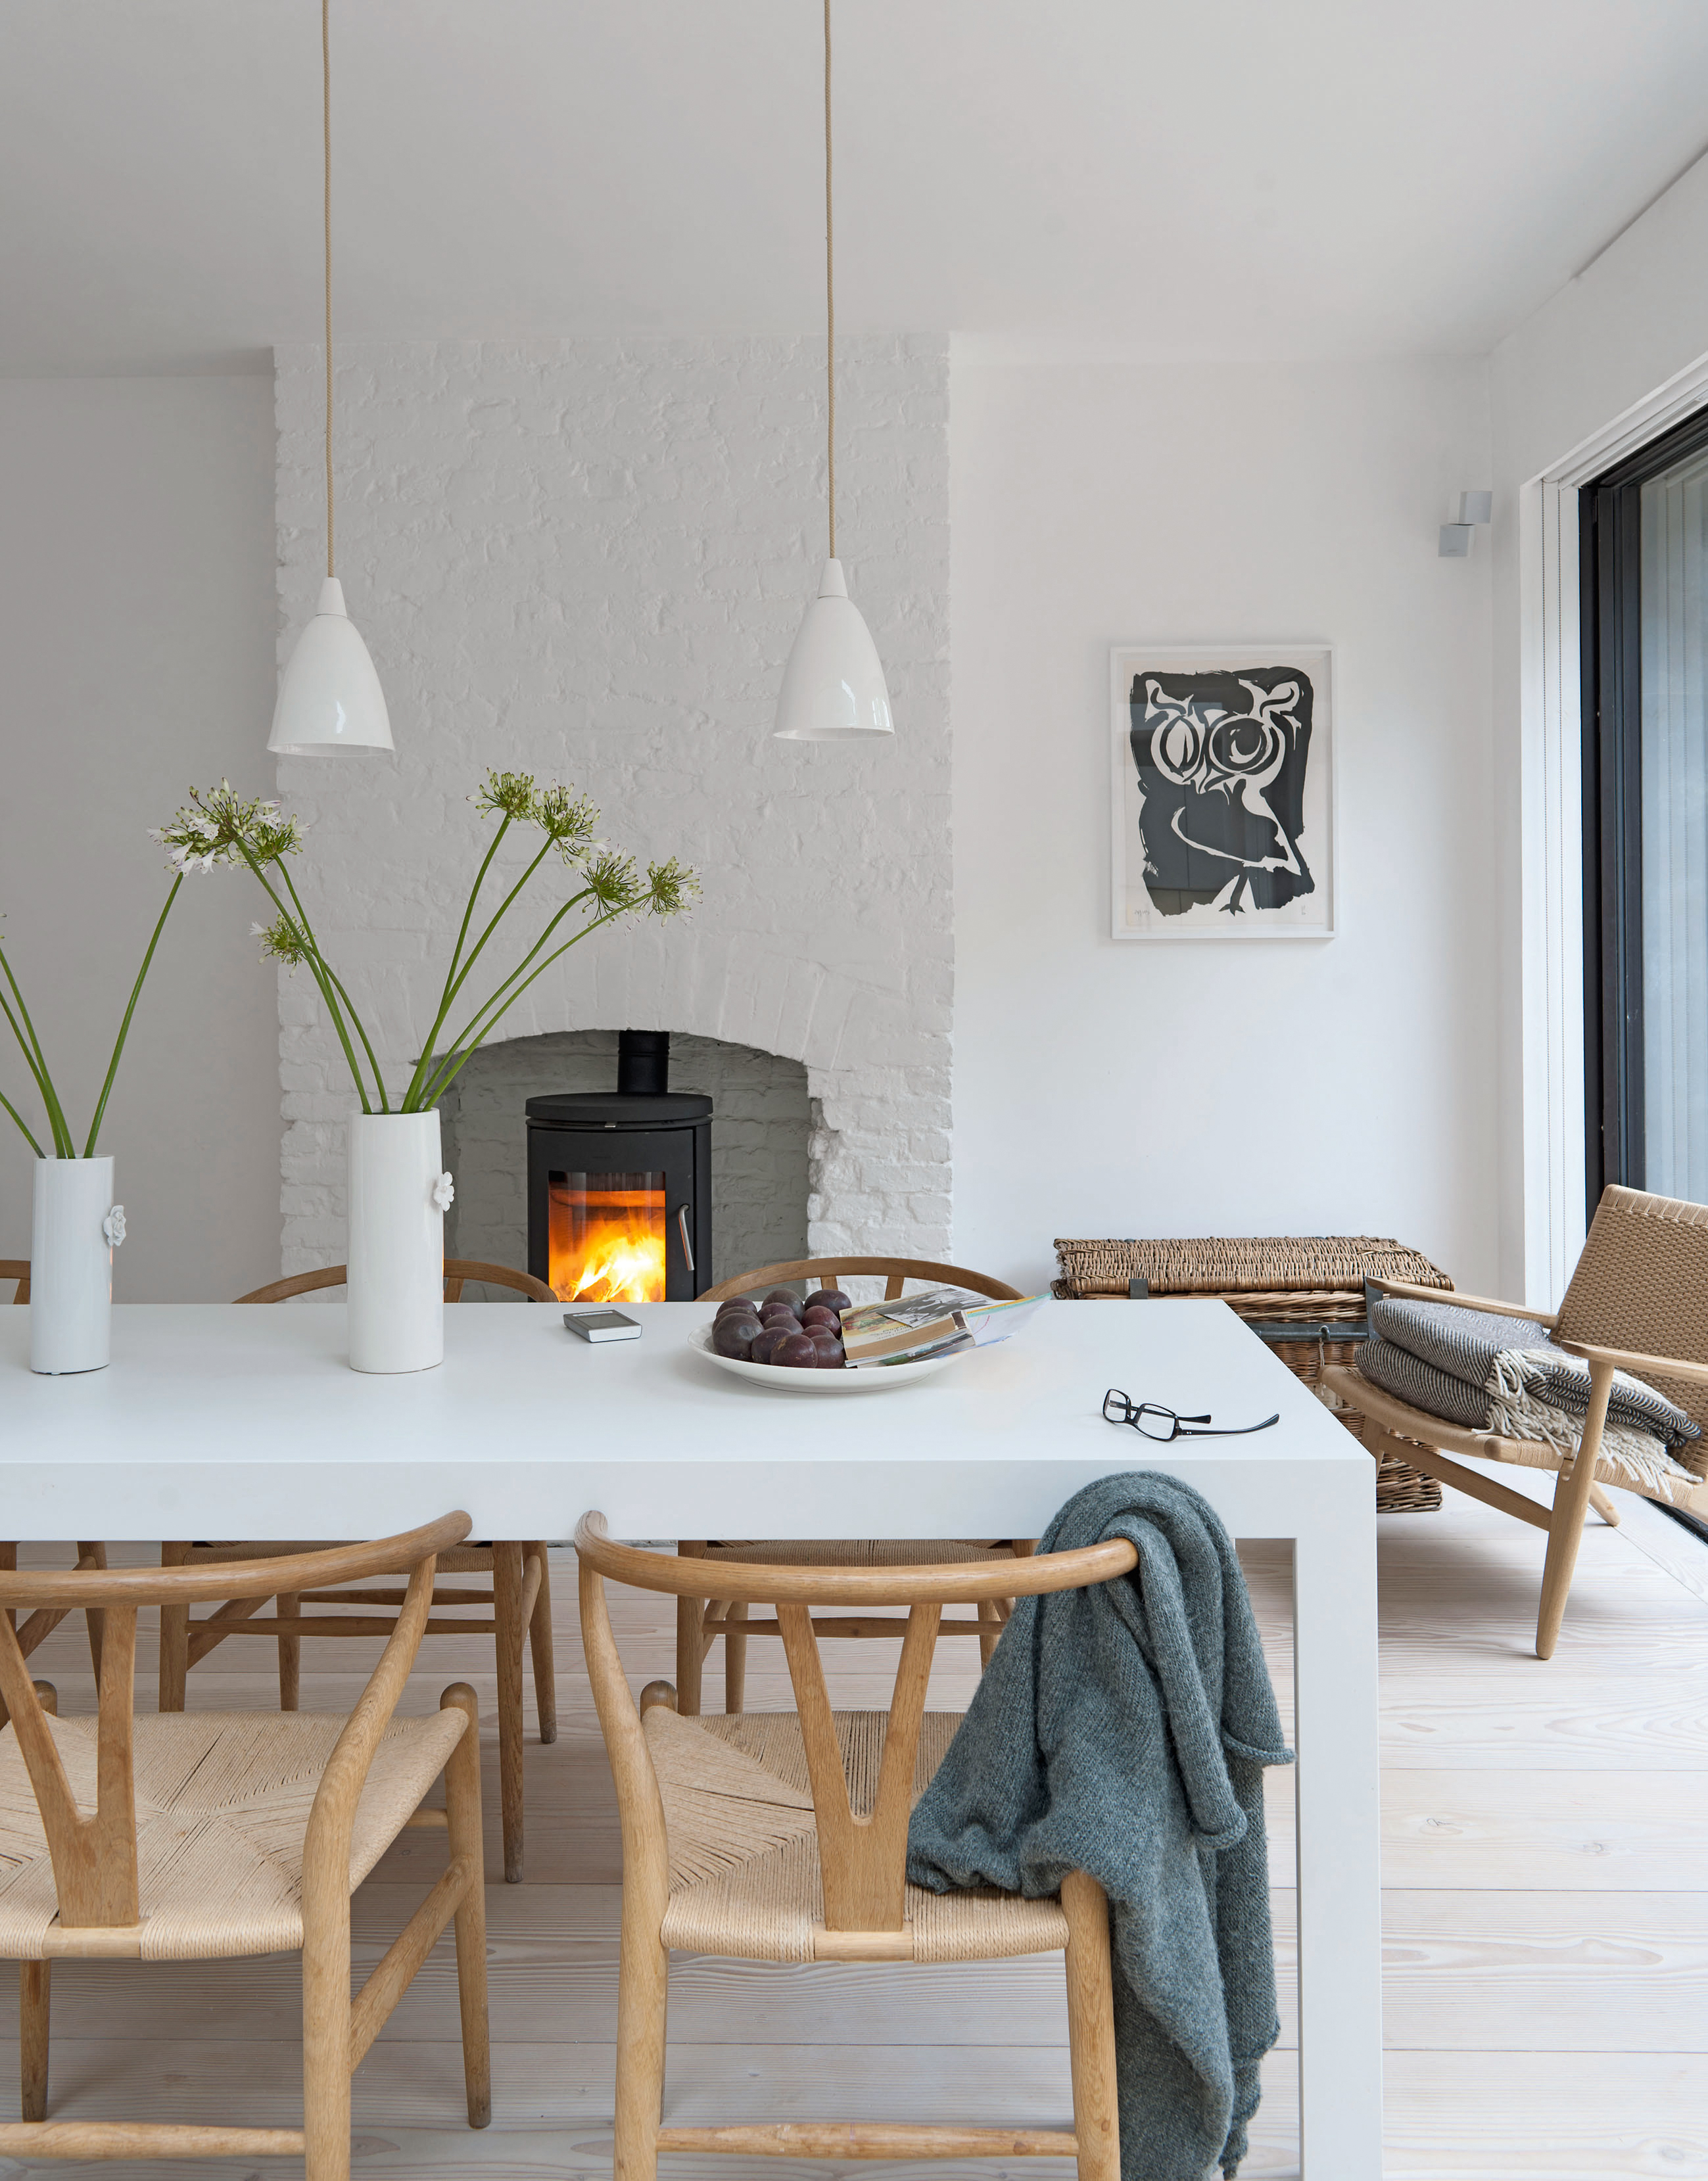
left=272, top=337, right=951, bottom=1276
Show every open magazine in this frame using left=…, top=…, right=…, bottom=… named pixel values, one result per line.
left=838, top=1286, right=1048, bottom=1369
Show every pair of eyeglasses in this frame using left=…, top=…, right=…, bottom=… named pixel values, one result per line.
left=1103, top=1390, right=1280, bottom=1441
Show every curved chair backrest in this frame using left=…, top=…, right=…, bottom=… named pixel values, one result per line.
left=1556, top=1184, right=1708, bottom=1429
left=0, top=1513, right=471, bottom=1936
left=575, top=1512, right=1135, bottom=1937
left=701, top=1255, right=1022, bottom=1305
left=236, top=1259, right=553, bottom=1305
left=2, top=1259, right=28, bottom=1304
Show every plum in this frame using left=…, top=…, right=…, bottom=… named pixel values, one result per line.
left=808, top=1330, right=845, bottom=1367
left=749, top=1325, right=794, bottom=1366
left=715, top=1298, right=761, bottom=1321
left=801, top=1305, right=839, bottom=1329
left=763, top=1288, right=803, bottom=1313
left=811, top=1289, right=853, bottom=1315
left=772, top=1332, right=820, bottom=1369
left=759, top=1305, right=800, bottom=1330
left=712, top=1318, right=758, bottom=1360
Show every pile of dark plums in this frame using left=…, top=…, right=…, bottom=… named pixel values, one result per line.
left=710, top=1287, right=854, bottom=1369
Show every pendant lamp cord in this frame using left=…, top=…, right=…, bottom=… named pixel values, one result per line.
left=323, top=0, right=335, bottom=579
left=824, top=0, right=836, bottom=562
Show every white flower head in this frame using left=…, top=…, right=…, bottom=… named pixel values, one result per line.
left=103, top=1205, right=127, bottom=1248
left=431, top=1173, right=456, bottom=1213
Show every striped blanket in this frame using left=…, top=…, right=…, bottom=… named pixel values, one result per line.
left=1356, top=1296, right=1703, bottom=1500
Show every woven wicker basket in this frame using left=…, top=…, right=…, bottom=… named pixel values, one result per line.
left=1052, top=1234, right=1450, bottom=1513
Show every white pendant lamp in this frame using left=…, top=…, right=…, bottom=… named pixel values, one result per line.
left=773, top=0, right=893, bottom=743
left=269, top=0, right=392, bottom=756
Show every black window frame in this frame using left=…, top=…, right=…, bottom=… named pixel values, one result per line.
left=1580, top=400, right=1708, bottom=1206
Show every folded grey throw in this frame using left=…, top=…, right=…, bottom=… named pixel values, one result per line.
left=905, top=1472, right=1291, bottom=2181
left=1367, top=1297, right=1699, bottom=1448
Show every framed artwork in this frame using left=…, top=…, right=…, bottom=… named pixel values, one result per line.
left=1110, top=644, right=1335, bottom=940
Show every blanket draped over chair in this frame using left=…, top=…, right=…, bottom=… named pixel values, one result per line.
left=905, top=1473, right=1291, bottom=2181
left=1358, top=1295, right=1703, bottom=1499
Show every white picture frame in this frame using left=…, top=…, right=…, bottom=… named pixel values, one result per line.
left=1110, top=643, right=1335, bottom=940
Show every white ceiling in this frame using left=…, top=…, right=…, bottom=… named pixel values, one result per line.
left=4, top=0, right=1708, bottom=374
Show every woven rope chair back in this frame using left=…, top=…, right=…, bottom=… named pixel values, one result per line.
left=575, top=1513, right=1136, bottom=1935
left=701, top=1255, right=1022, bottom=1305
left=1555, top=1184, right=1708, bottom=1428
left=0, top=1515, right=469, bottom=1935
left=235, top=1259, right=552, bottom=1304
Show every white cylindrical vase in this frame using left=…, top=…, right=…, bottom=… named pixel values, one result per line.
left=30, top=1156, right=122, bottom=1375
left=346, top=1111, right=452, bottom=1374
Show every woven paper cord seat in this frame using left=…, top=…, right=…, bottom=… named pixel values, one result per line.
left=646, top=1704, right=1070, bottom=1965
left=0, top=1707, right=463, bottom=1961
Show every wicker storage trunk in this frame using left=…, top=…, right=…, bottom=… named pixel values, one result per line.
left=1052, top=1234, right=1450, bottom=1512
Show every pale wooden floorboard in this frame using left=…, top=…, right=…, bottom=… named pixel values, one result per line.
left=5, top=1480, right=1708, bottom=2177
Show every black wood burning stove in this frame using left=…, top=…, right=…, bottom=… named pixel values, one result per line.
left=526, top=1032, right=710, bottom=1303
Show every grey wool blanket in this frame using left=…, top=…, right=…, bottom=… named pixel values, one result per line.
left=905, top=1472, right=1292, bottom=2181
left=1357, top=1296, right=1702, bottom=1499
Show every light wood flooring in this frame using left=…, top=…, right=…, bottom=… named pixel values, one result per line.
left=4, top=1469, right=1707, bottom=2178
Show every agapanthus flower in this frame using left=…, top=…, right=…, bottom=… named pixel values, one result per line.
left=533, top=782, right=600, bottom=862
left=152, top=781, right=302, bottom=873
left=474, top=770, right=538, bottom=822
left=252, top=912, right=312, bottom=971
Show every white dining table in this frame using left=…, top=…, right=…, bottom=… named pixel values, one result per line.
left=1, top=1296, right=1382, bottom=2177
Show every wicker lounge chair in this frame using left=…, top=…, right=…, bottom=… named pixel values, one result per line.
left=1320, top=1185, right=1708, bottom=1657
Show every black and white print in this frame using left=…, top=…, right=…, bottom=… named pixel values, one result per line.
left=1110, top=646, right=1335, bottom=939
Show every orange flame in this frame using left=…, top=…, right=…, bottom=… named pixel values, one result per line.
left=549, top=1179, right=667, bottom=1304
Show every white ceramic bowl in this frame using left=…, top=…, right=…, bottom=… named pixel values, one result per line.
left=689, top=1321, right=965, bottom=1394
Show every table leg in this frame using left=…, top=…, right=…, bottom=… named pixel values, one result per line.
left=1291, top=1509, right=1383, bottom=2178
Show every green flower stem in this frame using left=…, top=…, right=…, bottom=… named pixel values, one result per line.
left=273, top=863, right=392, bottom=1113
left=0, top=945, right=74, bottom=1155
left=0, top=1083, right=45, bottom=1158
left=1, top=982, right=64, bottom=1152
left=83, top=874, right=183, bottom=1156
left=400, top=824, right=556, bottom=1112
left=421, top=903, right=628, bottom=1107
left=410, top=884, right=598, bottom=1110
left=421, top=813, right=510, bottom=1044
left=236, top=847, right=373, bottom=1115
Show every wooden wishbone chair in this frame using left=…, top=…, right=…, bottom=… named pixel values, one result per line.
left=160, top=1257, right=557, bottom=1882
left=684, top=1256, right=1029, bottom=1714
left=577, top=1512, right=1129, bottom=2181
left=0, top=1515, right=490, bottom=2176
left=1, top=1259, right=28, bottom=1304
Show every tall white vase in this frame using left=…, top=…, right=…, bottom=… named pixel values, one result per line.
left=346, top=1111, right=454, bottom=1374
left=31, top=1155, right=124, bottom=1375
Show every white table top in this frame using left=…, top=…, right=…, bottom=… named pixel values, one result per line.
left=0, top=1298, right=1366, bottom=1541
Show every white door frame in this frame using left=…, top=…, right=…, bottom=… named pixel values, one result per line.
left=1520, top=346, right=1708, bottom=1305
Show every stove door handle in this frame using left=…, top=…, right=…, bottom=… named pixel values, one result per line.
left=676, top=1206, right=696, bottom=1275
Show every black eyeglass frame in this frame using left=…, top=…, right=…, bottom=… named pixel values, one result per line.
left=1102, top=1390, right=1281, bottom=1441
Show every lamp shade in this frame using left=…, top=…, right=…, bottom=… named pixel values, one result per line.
left=268, top=578, right=393, bottom=755
left=772, top=559, right=893, bottom=741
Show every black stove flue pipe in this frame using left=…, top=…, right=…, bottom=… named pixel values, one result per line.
left=616, top=1030, right=671, bottom=1096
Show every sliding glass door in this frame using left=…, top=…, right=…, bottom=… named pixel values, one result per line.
left=1582, top=406, right=1708, bottom=1204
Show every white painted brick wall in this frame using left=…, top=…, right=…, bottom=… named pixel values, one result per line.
left=271, top=337, right=951, bottom=1273
left=439, top=1029, right=809, bottom=1293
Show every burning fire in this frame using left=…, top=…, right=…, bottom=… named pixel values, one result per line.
left=549, top=1177, right=667, bottom=1303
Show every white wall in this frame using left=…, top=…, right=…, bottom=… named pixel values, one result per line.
left=1490, top=152, right=1708, bottom=1297
left=0, top=377, right=280, bottom=1301
left=951, top=352, right=1497, bottom=1298
left=270, top=339, right=951, bottom=1275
